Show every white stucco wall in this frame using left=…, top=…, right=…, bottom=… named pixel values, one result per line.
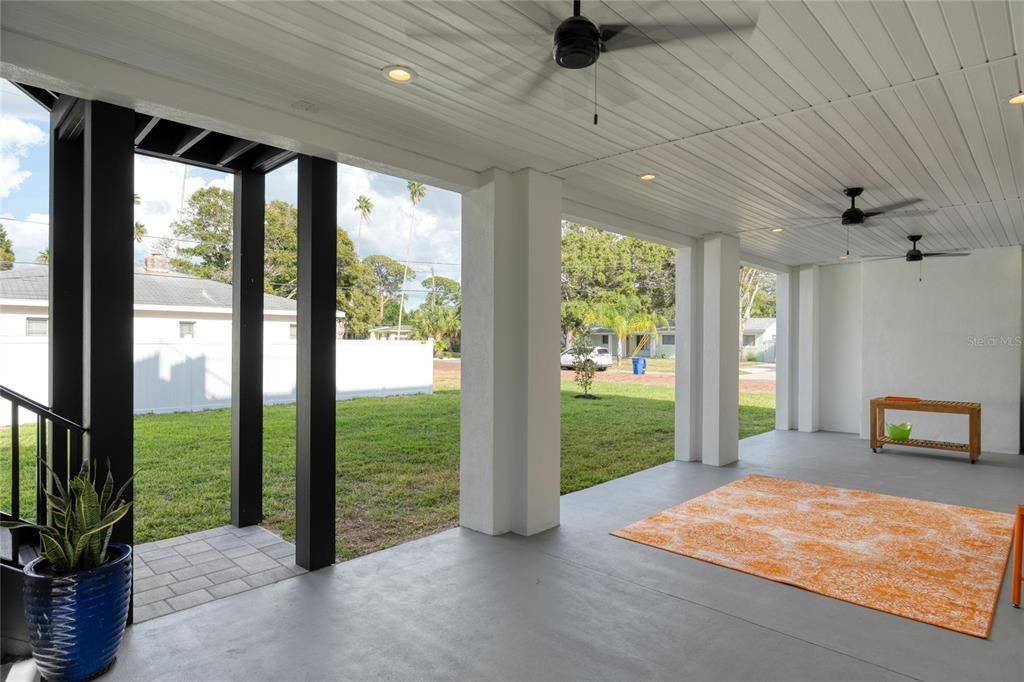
left=819, top=265, right=862, bottom=434
left=859, top=246, right=1021, bottom=453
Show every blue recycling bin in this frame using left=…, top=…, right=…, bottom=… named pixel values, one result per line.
left=632, top=357, right=647, bottom=375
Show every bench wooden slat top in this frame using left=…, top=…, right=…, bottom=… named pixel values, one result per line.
left=870, top=398, right=980, bottom=414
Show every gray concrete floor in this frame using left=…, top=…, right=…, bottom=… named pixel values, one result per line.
left=108, top=431, right=1023, bottom=681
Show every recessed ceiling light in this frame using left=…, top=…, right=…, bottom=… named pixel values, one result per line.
left=771, top=227, right=784, bottom=233
left=639, top=173, right=656, bottom=181
left=1009, top=91, right=1024, bottom=105
left=383, top=65, right=416, bottom=83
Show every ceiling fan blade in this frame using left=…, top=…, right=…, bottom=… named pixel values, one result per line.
left=922, top=252, right=971, bottom=257
left=519, top=57, right=562, bottom=99
left=863, top=198, right=923, bottom=216
left=877, top=209, right=937, bottom=219
left=601, top=20, right=755, bottom=53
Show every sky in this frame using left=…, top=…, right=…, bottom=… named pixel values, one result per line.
left=0, top=81, right=461, bottom=308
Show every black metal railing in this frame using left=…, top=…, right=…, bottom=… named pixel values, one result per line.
left=1, top=385, right=86, bottom=559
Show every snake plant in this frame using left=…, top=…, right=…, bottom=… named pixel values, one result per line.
left=2, top=459, right=133, bottom=572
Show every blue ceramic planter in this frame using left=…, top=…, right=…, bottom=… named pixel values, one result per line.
left=22, top=544, right=132, bottom=682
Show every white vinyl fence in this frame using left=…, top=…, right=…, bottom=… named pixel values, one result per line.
left=0, top=339, right=433, bottom=425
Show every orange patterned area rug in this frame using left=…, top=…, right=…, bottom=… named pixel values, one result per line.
left=611, top=475, right=1015, bottom=637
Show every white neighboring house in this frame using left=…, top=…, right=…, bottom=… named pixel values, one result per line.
left=0, top=258, right=305, bottom=347
left=0, top=259, right=433, bottom=424
left=741, top=317, right=777, bottom=362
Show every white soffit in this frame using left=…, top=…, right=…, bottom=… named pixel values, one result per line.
left=2, top=1, right=1024, bottom=264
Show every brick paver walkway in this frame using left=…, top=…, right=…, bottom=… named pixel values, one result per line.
left=133, top=525, right=305, bottom=622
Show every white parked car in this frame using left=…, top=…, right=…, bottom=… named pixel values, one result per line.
left=560, top=346, right=613, bottom=371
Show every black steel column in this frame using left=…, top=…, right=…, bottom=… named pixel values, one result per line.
left=231, top=169, right=265, bottom=527
left=82, top=100, right=135, bottom=546
left=48, top=99, right=83, bottom=487
left=295, top=155, right=336, bottom=570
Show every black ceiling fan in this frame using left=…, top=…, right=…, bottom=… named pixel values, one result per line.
left=409, top=0, right=756, bottom=124
left=810, top=187, right=927, bottom=227
left=860, top=235, right=970, bottom=262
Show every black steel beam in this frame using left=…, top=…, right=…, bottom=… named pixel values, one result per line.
left=134, top=115, right=160, bottom=146
left=295, top=155, right=337, bottom=571
left=82, top=100, right=135, bottom=551
left=173, top=128, right=211, bottom=157
left=13, top=82, right=56, bottom=111
left=218, top=139, right=259, bottom=167
left=48, top=107, right=84, bottom=488
left=231, top=169, right=265, bottom=528
left=260, top=150, right=299, bottom=173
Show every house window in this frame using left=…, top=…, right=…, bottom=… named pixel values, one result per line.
left=600, top=334, right=609, bottom=345
left=661, top=334, right=675, bottom=345
left=289, top=323, right=297, bottom=340
left=743, top=334, right=756, bottom=346
left=25, top=317, right=48, bottom=337
left=179, top=321, right=196, bottom=339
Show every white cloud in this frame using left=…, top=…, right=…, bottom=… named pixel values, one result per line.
left=133, top=156, right=231, bottom=262
left=268, top=161, right=463, bottom=307
left=0, top=212, right=50, bottom=266
left=0, top=115, right=47, bottom=198
left=0, top=81, right=50, bottom=122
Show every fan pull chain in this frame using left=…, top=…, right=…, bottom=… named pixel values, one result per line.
left=593, top=62, right=599, bottom=125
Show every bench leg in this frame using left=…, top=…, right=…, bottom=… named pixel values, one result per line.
left=1013, top=505, right=1022, bottom=608
left=968, top=411, right=981, bottom=463
left=870, top=404, right=880, bottom=452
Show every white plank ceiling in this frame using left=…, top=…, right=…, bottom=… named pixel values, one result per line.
left=3, top=0, right=1024, bottom=265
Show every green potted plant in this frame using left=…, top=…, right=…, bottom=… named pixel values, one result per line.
left=2, top=459, right=134, bottom=681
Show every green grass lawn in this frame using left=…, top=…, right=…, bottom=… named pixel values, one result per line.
left=1, top=381, right=774, bottom=560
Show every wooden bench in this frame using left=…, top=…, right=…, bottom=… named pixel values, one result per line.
left=869, top=398, right=981, bottom=463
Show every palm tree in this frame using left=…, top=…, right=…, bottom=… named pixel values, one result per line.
left=354, top=194, right=373, bottom=257
left=596, top=294, right=666, bottom=366
left=133, top=193, right=146, bottom=243
left=36, top=248, right=50, bottom=265
left=396, top=180, right=427, bottom=339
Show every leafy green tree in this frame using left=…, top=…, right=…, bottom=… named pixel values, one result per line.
left=560, top=300, right=595, bottom=348
left=365, top=254, right=412, bottom=324
left=0, top=225, right=14, bottom=271
left=36, top=248, right=50, bottom=265
left=412, top=304, right=460, bottom=356
left=421, top=275, right=461, bottom=307
left=263, top=200, right=299, bottom=298
left=170, top=186, right=234, bottom=282
left=559, top=222, right=675, bottom=342
left=381, top=298, right=419, bottom=327
left=335, top=228, right=381, bottom=338
left=0, top=222, right=14, bottom=266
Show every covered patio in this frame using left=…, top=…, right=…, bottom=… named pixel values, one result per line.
left=107, top=432, right=1024, bottom=681
left=2, top=1, right=1023, bottom=680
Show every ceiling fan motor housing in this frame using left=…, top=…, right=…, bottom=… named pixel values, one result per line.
left=553, top=16, right=601, bottom=69
left=841, top=208, right=865, bottom=225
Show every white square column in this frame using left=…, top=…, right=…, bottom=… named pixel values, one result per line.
left=797, top=264, right=820, bottom=432
left=460, top=168, right=562, bottom=536
left=675, top=243, right=702, bottom=461
left=700, top=235, right=740, bottom=466
left=775, top=268, right=797, bottom=430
